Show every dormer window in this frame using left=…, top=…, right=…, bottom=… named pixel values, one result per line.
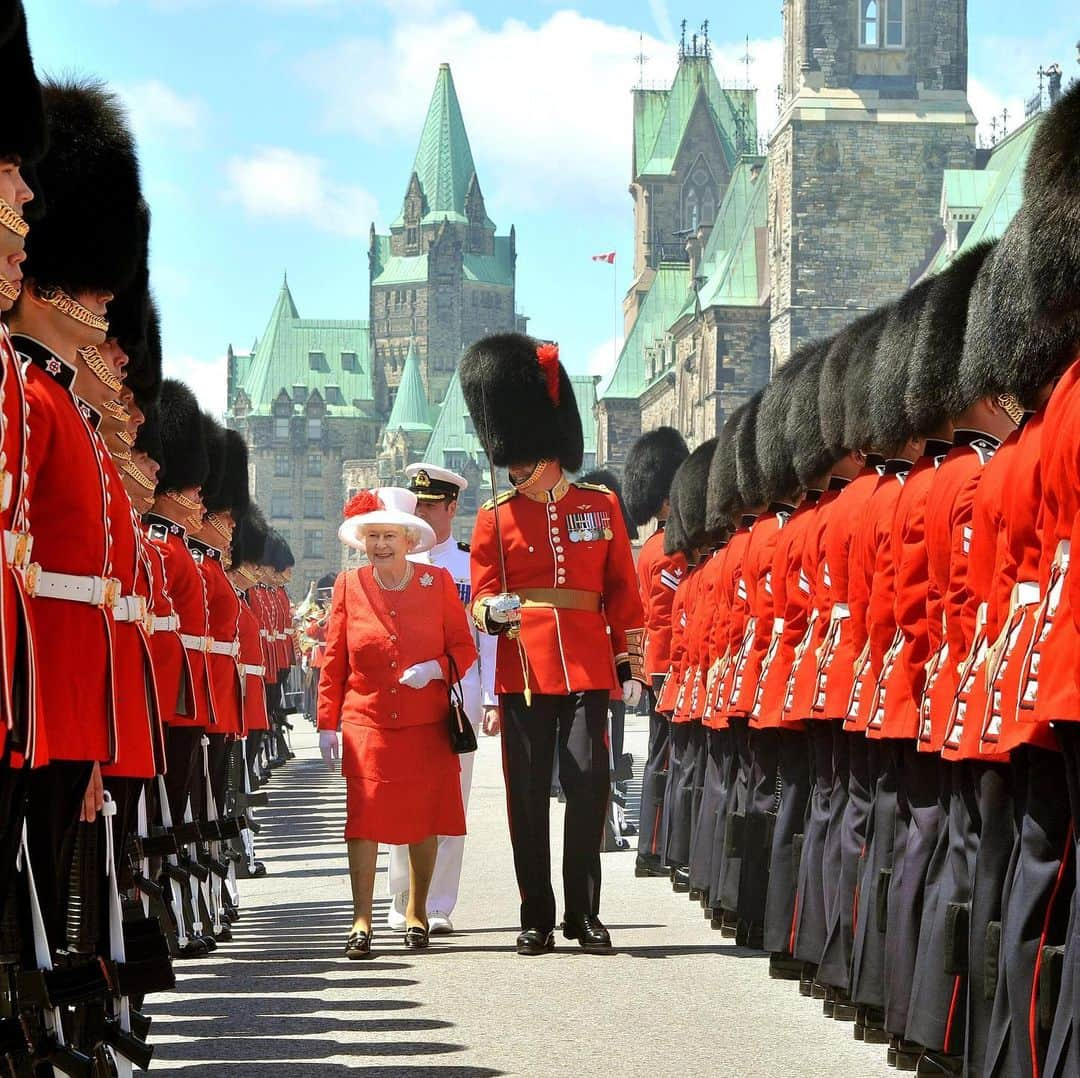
left=341, top=351, right=358, bottom=372
left=308, top=350, right=328, bottom=371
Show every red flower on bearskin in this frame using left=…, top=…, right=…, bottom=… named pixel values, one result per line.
left=342, top=489, right=383, bottom=518
left=536, top=342, right=561, bottom=406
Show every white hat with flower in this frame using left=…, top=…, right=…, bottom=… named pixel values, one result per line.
left=337, top=487, right=436, bottom=553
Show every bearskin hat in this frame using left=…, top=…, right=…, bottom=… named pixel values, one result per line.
left=107, top=201, right=150, bottom=359
left=155, top=379, right=209, bottom=494
left=705, top=402, right=749, bottom=533
left=901, top=240, right=997, bottom=430
left=199, top=414, right=227, bottom=510
left=788, top=346, right=839, bottom=487
left=869, top=278, right=936, bottom=449
left=0, top=5, right=45, bottom=166
left=662, top=476, right=687, bottom=557
left=24, top=78, right=143, bottom=298
left=460, top=333, right=583, bottom=473
left=204, top=428, right=250, bottom=517
left=735, top=390, right=766, bottom=509
left=264, top=530, right=295, bottom=572
left=127, top=298, right=162, bottom=410
left=664, top=438, right=717, bottom=554
left=1022, top=79, right=1080, bottom=325
left=231, top=505, right=268, bottom=567
left=757, top=342, right=828, bottom=502
left=960, top=213, right=1076, bottom=409
left=578, top=468, right=635, bottom=536
left=819, top=308, right=890, bottom=456
left=623, top=426, right=689, bottom=527
left=134, top=399, right=163, bottom=464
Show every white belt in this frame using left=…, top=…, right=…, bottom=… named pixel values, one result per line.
left=772, top=617, right=785, bottom=634
left=243, top=664, right=265, bottom=678
left=210, top=639, right=240, bottom=658
left=259, top=629, right=268, bottom=638
left=180, top=633, right=211, bottom=652
left=1054, top=539, right=1071, bottom=572
left=153, top=614, right=180, bottom=633
left=33, top=570, right=120, bottom=608
left=4, top=529, right=33, bottom=569
left=112, top=594, right=147, bottom=624
left=1011, top=581, right=1040, bottom=611
left=831, top=603, right=851, bottom=621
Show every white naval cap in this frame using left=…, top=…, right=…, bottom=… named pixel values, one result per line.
left=405, top=462, right=468, bottom=500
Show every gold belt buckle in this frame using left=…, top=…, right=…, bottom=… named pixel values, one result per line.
left=102, top=578, right=121, bottom=609
left=12, top=531, right=29, bottom=568
left=204, top=636, right=213, bottom=653
left=24, top=562, right=40, bottom=596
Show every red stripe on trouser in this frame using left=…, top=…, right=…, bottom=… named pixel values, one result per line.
left=943, top=974, right=962, bottom=1053
left=1028, top=822, right=1073, bottom=1078
left=789, top=891, right=800, bottom=954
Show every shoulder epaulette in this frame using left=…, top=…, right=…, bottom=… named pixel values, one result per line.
left=457, top=540, right=471, bottom=552
left=481, top=489, right=518, bottom=511
left=573, top=481, right=612, bottom=495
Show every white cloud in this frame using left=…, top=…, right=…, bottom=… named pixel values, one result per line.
left=968, top=76, right=1026, bottom=147
left=583, top=335, right=624, bottom=381
left=165, top=352, right=227, bottom=416
left=224, top=146, right=378, bottom=238
left=301, top=10, right=783, bottom=214
left=116, top=80, right=206, bottom=147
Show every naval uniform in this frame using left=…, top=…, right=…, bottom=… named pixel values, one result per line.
left=471, top=474, right=644, bottom=932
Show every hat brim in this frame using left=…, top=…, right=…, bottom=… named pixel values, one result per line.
left=337, top=510, right=436, bottom=554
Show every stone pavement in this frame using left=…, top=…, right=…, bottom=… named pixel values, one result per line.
left=147, top=719, right=894, bottom=1077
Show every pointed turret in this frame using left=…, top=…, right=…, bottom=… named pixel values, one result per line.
left=384, top=341, right=432, bottom=434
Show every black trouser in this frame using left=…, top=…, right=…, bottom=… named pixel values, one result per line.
left=0, top=764, right=27, bottom=930
left=715, top=715, right=751, bottom=913
left=24, top=760, right=94, bottom=954
left=885, top=745, right=944, bottom=1037
left=685, top=724, right=708, bottom=877
left=689, top=729, right=728, bottom=897
left=987, top=742, right=1073, bottom=1078
left=163, top=726, right=204, bottom=825
left=764, top=728, right=812, bottom=955
left=851, top=739, right=900, bottom=1009
left=738, top=727, right=782, bottom=928
left=637, top=679, right=670, bottom=861
left=664, top=722, right=698, bottom=868
left=794, top=722, right=835, bottom=964
left=205, top=733, right=231, bottom=818
left=819, top=733, right=876, bottom=990
left=500, top=691, right=611, bottom=932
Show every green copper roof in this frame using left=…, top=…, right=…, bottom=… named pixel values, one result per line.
left=390, top=64, right=487, bottom=229
left=926, top=114, right=1041, bottom=275
left=598, top=265, right=689, bottom=401
left=635, top=58, right=758, bottom=178
left=384, top=341, right=432, bottom=434
left=425, top=369, right=598, bottom=477
left=231, top=277, right=373, bottom=416
left=371, top=235, right=514, bottom=288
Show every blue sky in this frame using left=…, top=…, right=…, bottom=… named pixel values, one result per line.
left=28, top=0, right=1080, bottom=411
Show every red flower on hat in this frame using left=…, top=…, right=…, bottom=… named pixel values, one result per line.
left=342, top=489, right=383, bottom=518
left=536, top=342, right=561, bottom=406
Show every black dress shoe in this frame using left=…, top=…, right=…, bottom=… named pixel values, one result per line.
left=634, top=855, right=667, bottom=878
left=916, top=1050, right=963, bottom=1076
left=404, top=925, right=429, bottom=950
left=562, top=913, right=612, bottom=953
left=768, top=954, right=803, bottom=981
left=516, top=928, right=555, bottom=956
left=671, top=867, right=691, bottom=893
left=688, top=887, right=702, bottom=902
left=345, top=930, right=372, bottom=959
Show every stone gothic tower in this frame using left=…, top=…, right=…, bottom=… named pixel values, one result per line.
left=768, top=0, right=977, bottom=366
left=369, top=64, right=520, bottom=414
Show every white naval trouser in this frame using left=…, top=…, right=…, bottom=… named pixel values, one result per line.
left=385, top=728, right=477, bottom=914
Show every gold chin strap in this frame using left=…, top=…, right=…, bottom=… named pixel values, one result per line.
left=0, top=199, right=28, bottom=239
left=514, top=458, right=552, bottom=493
left=111, top=445, right=132, bottom=463
left=122, top=458, right=156, bottom=491
left=78, top=346, right=122, bottom=392
left=0, top=276, right=20, bottom=303
left=170, top=490, right=201, bottom=513
left=117, top=429, right=135, bottom=447
left=997, top=393, right=1025, bottom=426
left=38, top=288, right=109, bottom=334
left=205, top=513, right=232, bottom=541
left=101, top=398, right=131, bottom=423
left=238, top=566, right=259, bottom=585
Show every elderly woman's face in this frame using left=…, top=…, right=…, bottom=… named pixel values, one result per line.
left=363, top=525, right=409, bottom=566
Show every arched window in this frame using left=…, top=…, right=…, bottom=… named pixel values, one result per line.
left=861, top=0, right=878, bottom=46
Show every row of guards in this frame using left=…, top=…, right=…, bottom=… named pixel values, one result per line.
left=630, top=79, right=1080, bottom=1078
left=0, top=4, right=301, bottom=1074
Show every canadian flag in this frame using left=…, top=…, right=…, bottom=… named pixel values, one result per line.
left=591, top=251, right=616, bottom=264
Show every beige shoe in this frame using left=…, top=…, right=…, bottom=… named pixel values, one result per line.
left=428, top=912, right=454, bottom=935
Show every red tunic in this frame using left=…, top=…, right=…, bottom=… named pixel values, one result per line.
left=471, top=479, right=644, bottom=696
left=20, top=337, right=116, bottom=763
left=816, top=469, right=881, bottom=719
left=755, top=496, right=821, bottom=729
left=317, top=565, right=476, bottom=843
left=713, top=519, right=755, bottom=721
left=237, top=596, right=269, bottom=733
left=686, top=552, right=722, bottom=722
left=0, top=325, right=40, bottom=765
left=656, top=569, right=693, bottom=716
left=636, top=526, right=687, bottom=679
left=196, top=544, right=244, bottom=737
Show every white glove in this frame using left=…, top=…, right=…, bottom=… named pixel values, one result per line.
left=399, top=660, right=444, bottom=690
left=319, top=729, right=340, bottom=767
left=622, top=680, right=643, bottom=708
left=485, top=593, right=522, bottom=626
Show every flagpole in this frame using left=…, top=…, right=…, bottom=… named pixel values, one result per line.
left=612, top=255, right=618, bottom=375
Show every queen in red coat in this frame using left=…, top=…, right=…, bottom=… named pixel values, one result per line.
left=318, top=487, right=476, bottom=958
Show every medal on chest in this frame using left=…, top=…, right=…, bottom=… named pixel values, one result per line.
left=566, top=508, right=612, bottom=543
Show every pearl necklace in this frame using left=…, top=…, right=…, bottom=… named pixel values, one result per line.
left=374, top=563, right=413, bottom=592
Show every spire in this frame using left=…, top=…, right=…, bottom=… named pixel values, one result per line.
left=271, top=274, right=299, bottom=321
left=384, top=341, right=432, bottom=433
left=408, top=64, right=479, bottom=219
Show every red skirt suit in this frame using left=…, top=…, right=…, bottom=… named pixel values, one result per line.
left=317, top=564, right=477, bottom=844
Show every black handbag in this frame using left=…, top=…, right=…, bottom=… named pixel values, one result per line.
left=446, top=655, right=477, bottom=755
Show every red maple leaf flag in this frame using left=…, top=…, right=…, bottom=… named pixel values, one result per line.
left=591, top=251, right=616, bottom=264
